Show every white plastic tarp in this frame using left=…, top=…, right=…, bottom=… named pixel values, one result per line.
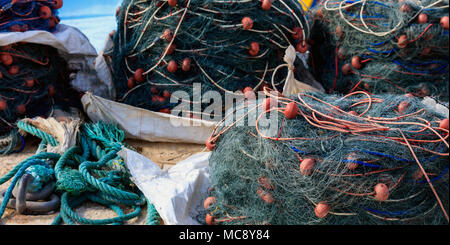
left=81, top=92, right=217, bottom=144
left=118, top=147, right=211, bottom=225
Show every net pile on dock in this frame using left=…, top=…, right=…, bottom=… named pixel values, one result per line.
left=309, top=0, right=449, bottom=100
left=0, top=0, right=63, bottom=32
left=0, top=42, right=78, bottom=155
left=112, top=0, right=310, bottom=115
left=203, top=90, right=449, bottom=225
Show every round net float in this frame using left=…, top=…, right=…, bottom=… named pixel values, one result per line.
left=400, top=4, right=411, bottom=13
left=397, top=35, right=408, bottom=48
left=134, top=68, right=145, bottom=83
left=51, top=0, right=64, bottom=9
left=337, top=48, right=346, bottom=60
left=257, top=188, right=274, bottom=204
left=346, top=152, right=359, bottom=170
left=374, top=183, right=390, bottom=201
left=348, top=111, right=358, bottom=116
left=127, top=77, right=135, bottom=89
left=284, top=102, right=299, bottom=119
left=0, top=100, right=6, bottom=111
left=162, top=29, right=173, bottom=42
left=9, top=25, right=20, bottom=32
left=206, top=137, right=216, bottom=151
left=182, top=58, right=191, bottom=72
left=314, top=202, right=330, bottom=219
left=439, top=118, right=449, bottom=130
left=316, top=7, right=324, bottom=18
left=150, top=86, right=159, bottom=94
left=299, top=158, right=315, bottom=176
left=418, top=13, right=428, bottom=24
left=1, top=54, right=13, bottom=66
left=48, top=85, right=55, bottom=97
left=163, top=90, right=171, bottom=99
left=39, top=6, right=52, bottom=20
left=166, top=44, right=176, bottom=55
left=109, top=30, right=116, bottom=38
left=351, top=56, right=362, bottom=70
left=9, top=65, right=19, bottom=75
left=206, top=213, right=216, bottom=225
left=241, top=17, right=254, bottom=30
left=397, top=101, right=410, bottom=114
left=167, top=60, right=178, bottom=73
left=441, top=16, right=449, bottom=29
left=336, top=25, right=344, bottom=38
left=295, top=41, right=308, bottom=53
left=204, top=197, right=216, bottom=209
left=412, top=169, right=424, bottom=181
left=262, top=0, right=272, bottom=11
left=16, top=105, right=26, bottom=115
left=258, top=176, right=275, bottom=190
left=341, top=63, right=353, bottom=75
left=248, top=42, right=260, bottom=56
left=292, top=27, right=304, bottom=40
left=168, top=0, right=178, bottom=7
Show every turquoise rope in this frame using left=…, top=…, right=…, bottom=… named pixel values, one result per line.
left=145, top=198, right=160, bottom=225
left=0, top=152, right=59, bottom=185
left=60, top=193, right=141, bottom=225
left=7, top=120, right=160, bottom=225
left=17, top=121, right=59, bottom=147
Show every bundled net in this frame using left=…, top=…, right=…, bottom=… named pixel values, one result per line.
left=203, top=90, right=449, bottom=225
left=0, top=0, right=63, bottom=32
left=112, top=0, right=310, bottom=115
left=0, top=42, right=80, bottom=155
left=308, top=0, right=449, bottom=100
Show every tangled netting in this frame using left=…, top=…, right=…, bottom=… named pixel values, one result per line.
left=112, top=0, right=310, bottom=115
left=0, top=42, right=80, bottom=155
left=309, top=0, right=449, bottom=100
left=0, top=0, right=62, bottom=32
left=203, top=90, right=449, bottom=225
left=0, top=120, right=160, bottom=225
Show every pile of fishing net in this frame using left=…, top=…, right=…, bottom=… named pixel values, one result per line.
left=309, top=0, right=449, bottom=100
left=0, top=120, right=160, bottom=225
left=0, top=42, right=80, bottom=155
left=112, top=0, right=310, bottom=115
left=203, top=90, right=449, bottom=225
left=0, top=0, right=62, bottom=32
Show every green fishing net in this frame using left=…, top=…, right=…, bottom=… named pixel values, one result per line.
left=0, top=42, right=81, bottom=154
left=112, top=0, right=311, bottom=115
left=203, top=92, right=449, bottom=225
left=309, top=0, right=449, bottom=100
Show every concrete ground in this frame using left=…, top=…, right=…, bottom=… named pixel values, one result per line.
left=0, top=138, right=205, bottom=225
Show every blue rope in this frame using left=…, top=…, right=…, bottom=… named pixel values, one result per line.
left=11, top=133, right=25, bottom=154
left=290, top=144, right=445, bottom=169
left=415, top=165, right=449, bottom=184
left=392, top=60, right=449, bottom=75
left=366, top=47, right=398, bottom=55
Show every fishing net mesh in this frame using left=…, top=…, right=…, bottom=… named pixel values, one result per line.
left=112, top=0, right=310, bottom=114
left=0, top=0, right=63, bottom=32
left=203, top=92, right=449, bottom=225
left=0, top=42, right=80, bottom=153
left=309, top=0, right=449, bottom=100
